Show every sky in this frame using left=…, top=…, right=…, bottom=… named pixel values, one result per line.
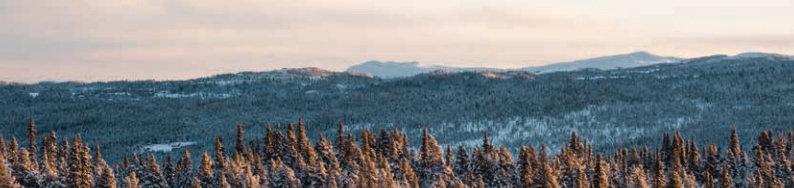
left=1, top=0, right=793, bottom=82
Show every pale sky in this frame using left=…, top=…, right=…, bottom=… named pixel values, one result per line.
left=1, top=0, right=793, bottom=82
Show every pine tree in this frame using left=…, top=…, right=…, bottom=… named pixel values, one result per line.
left=27, top=117, right=37, bottom=154
left=569, top=132, right=584, bottom=157
left=126, top=171, right=141, bottom=188
left=236, top=124, right=245, bottom=153
left=653, top=156, right=666, bottom=188
left=400, top=158, right=419, bottom=188
left=199, top=151, right=215, bottom=187
left=162, top=155, right=176, bottom=186
left=453, top=146, right=471, bottom=182
left=719, top=163, right=734, bottom=188
left=573, top=164, right=588, bottom=188
left=297, top=119, right=318, bottom=169
left=39, top=132, right=60, bottom=187
left=67, top=135, right=94, bottom=188
left=215, top=137, right=226, bottom=171
left=12, top=148, right=40, bottom=187
left=141, top=154, right=168, bottom=188
left=630, top=165, right=649, bottom=188
left=418, top=129, right=445, bottom=187
left=704, top=144, right=720, bottom=179
left=96, top=158, right=117, bottom=188
left=0, top=153, right=21, bottom=188
left=669, top=160, right=684, bottom=188
left=540, top=161, right=560, bottom=188
left=190, top=177, right=202, bottom=188
left=593, top=155, right=609, bottom=188
left=703, top=170, right=715, bottom=188
left=175, top=148, right=194, bottom=187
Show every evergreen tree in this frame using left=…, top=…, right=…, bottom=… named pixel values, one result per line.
left=0, top=153, right=21, bottom=188
left=67, top=135, right=94, bottom=188
left=719, top=163, right=734, bottom=188
left=175, top=148, right=194, bottom=187
left=630, top=165, right=649, bottom=188
left=126, top=171, right=140, bottom=188
left=236, top=124, right=245, bottom=154
left=39, top=132, right=60, bottom=187
left=653, top=156, right=666, bottom=188
left=199, top=151, right=215, bottom=187
left=141, top=154, right=168, bottom=188
left=96, top=158, right=117, bottom=188
left=190, top=177, right=202, bottom=188
left=12, top=148, right=40, bottom=187
left=400, top=158, right=419, bottom=188
left=453, top=146, right=470, bottom=182
left=703, top=170, right=715, bottom=188
left=593, top=155, right=609, bottom=188
left=540, top=161, right=560, bottom=188
left=704, top=144, right=720, bottom=179
left=297, top=119, right=318, bottom=169
left=669, top=161, right=684, bottom=188
left=27, top=117, right=36, bottom=154
left=418, top=129, right=445, bottom=187
left=215, top=137, right=226, bottom=171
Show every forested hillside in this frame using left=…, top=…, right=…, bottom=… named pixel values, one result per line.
left=1, top=55, right=794, bottom=162
left=2, top=120, right=793, bottom=187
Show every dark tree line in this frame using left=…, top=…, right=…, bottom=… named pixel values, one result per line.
left=2, top=118, right=794, bottom=187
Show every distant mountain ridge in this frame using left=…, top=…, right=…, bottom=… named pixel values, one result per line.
left=346, top=51, right=684, bottom=78
left=521, top=51, right=682, bottom=73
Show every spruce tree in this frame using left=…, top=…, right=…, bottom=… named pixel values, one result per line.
left=13, top=148, right=40, bottom=187
left=400, top=158, right=419, bottom=188
left=418, top=129, right=445, bottom=187
left=190, top=177, right=202, bottom=188
left=96, top=158, right=117, bottom=188
left=703, top=170, right=715, bottom=188
left=630, top=165, right=649, bottom=188
left=162, top=155, right=176, bottom=186
left=453, top=145, right=470, bottom=181
left=719, top=163, right=734, bottom=188
left=540, top=161, right=560, bottom=188
left=27, top=117, right=36, bottom=154
left=669, top=161, right=684, bottom=188
left=175, top=148, right=194, bottom=187
left=0, top=153, right=21, bottom=188
left=67, top=135, right=94, bottom=188
left=573, top=165, right=588, bottom=188
left=199, top=151, right=215, bottom=187
left=39, top=132, right=59, bottom=187
left=141, top=154, right=168, bottom=188
left=653, top=156, right=666, bottom=188
left=214, top=137, right=226, bottom=171
left=126, top=171, right=140, bottom=188
left=297, top=120, right=318, bottom=169
left=593, top=155, right=609, bottom=188
left=236, top=124, right=245, bottom=154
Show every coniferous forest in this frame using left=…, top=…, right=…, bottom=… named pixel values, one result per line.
left=1, top=118, right=793, bottom=188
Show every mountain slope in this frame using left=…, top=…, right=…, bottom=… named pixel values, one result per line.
left=522, top=51, right=682, bottom=73
left=345, top=61, right=433, bottom=78
left=347, top=51, right=682, bottom=78
left=1, top=53, right=793, bottom=162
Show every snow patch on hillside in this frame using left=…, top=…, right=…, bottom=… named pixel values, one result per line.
left=154, top=91, right=235, bottom=99
left=141, top=142, right=196, bottom=153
